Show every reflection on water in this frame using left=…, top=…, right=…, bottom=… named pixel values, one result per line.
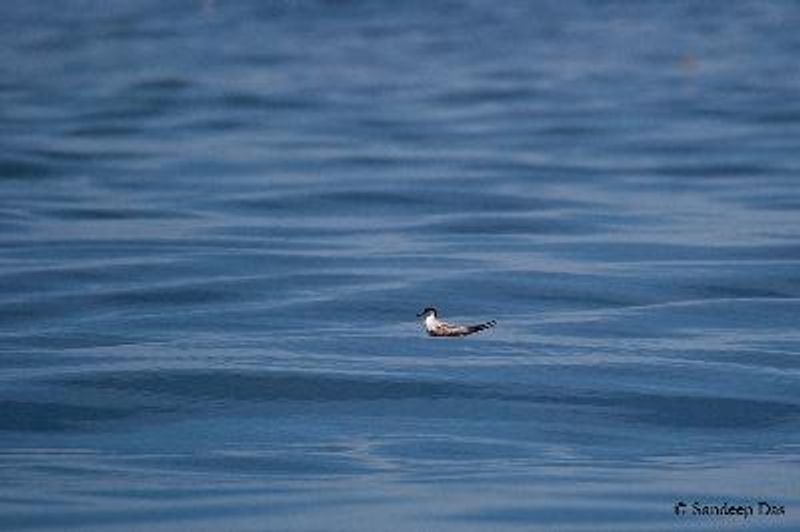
left=2, top=0, right=800, bottom=530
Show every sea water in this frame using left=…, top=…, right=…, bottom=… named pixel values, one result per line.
left=1, top=1, right=799, bottom=530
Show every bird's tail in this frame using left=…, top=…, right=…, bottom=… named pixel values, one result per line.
left=465, top=320, right=497, bottom=335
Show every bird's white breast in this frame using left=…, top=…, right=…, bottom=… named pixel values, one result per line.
left=425, top=314, right=439, bottom=331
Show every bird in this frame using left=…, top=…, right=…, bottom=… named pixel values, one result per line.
left=416, top=307, right=496, bottom=337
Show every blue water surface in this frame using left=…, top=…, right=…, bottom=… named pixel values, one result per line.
left=1, top=1, right=800, bottom=530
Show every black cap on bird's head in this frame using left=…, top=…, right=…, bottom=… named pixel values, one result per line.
left=416, top=307, right=438, bottom=318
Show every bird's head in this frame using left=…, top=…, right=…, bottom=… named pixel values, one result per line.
left=416, top=307, right=438, bottom=318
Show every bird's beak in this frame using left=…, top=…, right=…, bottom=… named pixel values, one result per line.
left=416, top=311, right=425, bottom=317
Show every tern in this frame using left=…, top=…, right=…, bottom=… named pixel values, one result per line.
left=416, top=307, right=496, bottom=337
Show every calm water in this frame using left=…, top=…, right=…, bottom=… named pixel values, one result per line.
left=2, top=1, right=800, bottom=530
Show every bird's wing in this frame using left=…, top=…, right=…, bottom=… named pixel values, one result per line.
left=428, top=320, right=468, bottom=337
left=431, top=319, right=496, bottom=337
